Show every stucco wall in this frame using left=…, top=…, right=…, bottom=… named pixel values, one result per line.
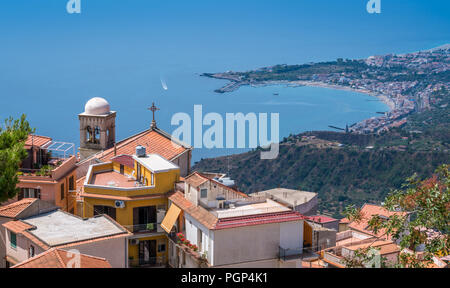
left=0, top=218, right=8, bottom=268
left=185, top=214, right=213, bottom=261
left=294, top=194, right=318, bottom=216
left=69, top=237, right=128, bottom=268
left=212, top=221, right=303, bottom=267
left=171, top=151, right=191, bottom=177
left=4, top=229, right=46, bottom=266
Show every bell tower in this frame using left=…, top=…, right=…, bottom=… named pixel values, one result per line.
left=79, top=97, right=116, bottom=160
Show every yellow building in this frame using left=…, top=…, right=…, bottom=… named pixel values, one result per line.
left=76, top=148, right=180, bottom=267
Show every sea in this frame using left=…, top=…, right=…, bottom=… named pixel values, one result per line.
left=0, top=0, right=448, bottom=162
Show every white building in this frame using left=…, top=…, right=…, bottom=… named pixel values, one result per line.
left=2, top=209, right=130, bottom=268
left=161, top=172, right=306, bottom=268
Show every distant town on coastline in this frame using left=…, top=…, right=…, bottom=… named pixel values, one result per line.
left=202, top=44, right=450, bottom=134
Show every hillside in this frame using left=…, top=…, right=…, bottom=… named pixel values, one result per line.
left=193, top=96, right=450, bottom=218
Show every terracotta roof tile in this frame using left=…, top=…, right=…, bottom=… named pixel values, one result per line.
left=345, top=240, right=400, bottom=255
left=339, top=217, right=350, bottom=224
left=348, top=204, right=407, bottom=239
left=186, top=172, right=248, bottom=198
left=185, top=173, right=209, bottom=188
left=12, top=248, right=112, bottom=268
left=111, top=154, right=135, bottom=169
left=24, top=135, right=52, bottom=149
left=2, top=220, right=50, bottom=250
left=169, top=191, right=218, bottom=230
left=0, top=199, right=38, bottom=218
left=306, top=215, right=338, bottom=224
left=214, top=211, right=305, bottom=230
left=169, top=191, right=305, bottom=230
left=96, top=128, right=189, bottom=162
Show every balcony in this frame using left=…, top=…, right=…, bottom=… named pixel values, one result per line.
left=124, top=223, right=164, bottom=234
left=129, top=256, right=166, bottom=268
left=279, top=246, right=319, bottom=261
left=19, top=156, right=77, bottom=180
left=279, top=246, right=303, bottom=261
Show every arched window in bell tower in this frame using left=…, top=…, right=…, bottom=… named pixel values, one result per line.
left=86, top=126, right=93, bottom=143
left=94, top=126, right=101, bottom=144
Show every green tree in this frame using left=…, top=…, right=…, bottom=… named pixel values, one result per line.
left=344, top=164, right=450, bottom=268
left=0, top=115, right=34, bottom=202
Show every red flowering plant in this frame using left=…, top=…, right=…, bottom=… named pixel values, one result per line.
left=176, top=233, right=185, bottom=244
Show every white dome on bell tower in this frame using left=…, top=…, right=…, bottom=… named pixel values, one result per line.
left=79, top=97, right=116, bottom=160
left=84, top=97, right=111, bottom=115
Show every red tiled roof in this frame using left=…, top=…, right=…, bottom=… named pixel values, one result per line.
left=0, top=198, right=37, bottom=218
left=185, top=172, right=209, bottom=188
left=3, top=220, right=50, bottom=250
left=169, top=191, right=218, bottom=230
left=95, top=128, right=189, bottom=162
left=170, top=191, right=304, bottom=230
left=214, top=211, right=305, bottom=230
left=345, top=240, right=400, bottom=256
left=348, top=204, right=407, bottom=239
left=306, top=215, right=338, bottom=224
left=111, top=154, right=135, bottom=169
left=186, top=172, right=248, bottom=198
left=339, top=217, right=350, bottom=224
left=12, top=248, right=112, bottom=268
left=24, top=135, right=52, bottom=149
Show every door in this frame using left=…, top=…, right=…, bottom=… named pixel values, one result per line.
left=139, top=240, right=157, bottom=266
left=136, top=206, right=157, bottom=231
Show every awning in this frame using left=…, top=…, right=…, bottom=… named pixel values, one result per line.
left=161, top=204, right=181, bottom=233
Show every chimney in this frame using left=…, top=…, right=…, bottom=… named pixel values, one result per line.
left=114, top=143, right=117, bottom=156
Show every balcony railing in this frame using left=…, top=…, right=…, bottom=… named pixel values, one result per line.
left=279, top=246, right=304, bottom=261
left=124, top=223, right=163, bottom=234
left=129, top=256, right=166, bottom=268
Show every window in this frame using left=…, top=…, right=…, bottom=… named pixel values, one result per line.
left=94, top=205, right=117, bottom=220
left=151, top=173, right=154, bottom=186
left=200, top=189, right=208, bottom=198
left=60, top=183, right=65, bottom=200
left=133, top=206, right=157, bottom=232
left=158, top=243, right=166, bottom=253
left=29, top=246, right=35, bottom=258
left=120, top=164, right=125, bottom=175
left=10, top=232, right=17, bottom=249
left=69, top=176, right=75, bottom=191
left=19, top=188, right=41, bottom=200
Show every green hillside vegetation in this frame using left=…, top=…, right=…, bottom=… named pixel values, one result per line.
left=193, top=93, right=450, bottom=218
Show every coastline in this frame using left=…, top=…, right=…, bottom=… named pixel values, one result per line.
left=201, top=73, right=396, bottom=113
left=289, top=80, right=396, bottom=111
left=246, top=79, right=396, bottom=112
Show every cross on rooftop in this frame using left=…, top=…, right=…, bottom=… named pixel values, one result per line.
left=148, top=102, right=160, bottom=129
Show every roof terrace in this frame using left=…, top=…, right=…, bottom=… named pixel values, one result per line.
left=210, top=199, right=290, bottom=219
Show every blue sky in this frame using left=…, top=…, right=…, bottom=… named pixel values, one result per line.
left=0, top=0, right=448, bottom=160
left=0, top=0, right=448, bottom=66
